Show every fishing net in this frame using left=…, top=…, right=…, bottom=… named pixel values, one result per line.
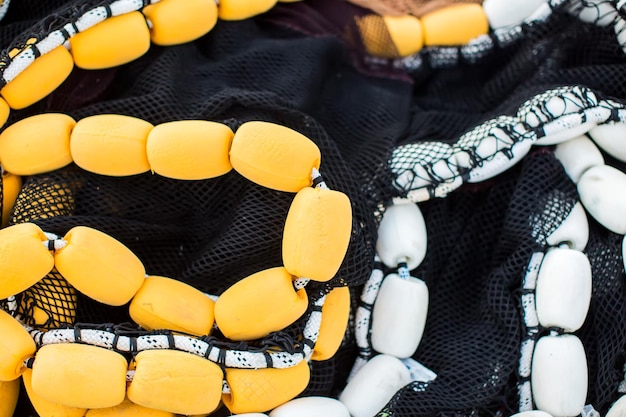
left=0, top=0, right=625, bottom=416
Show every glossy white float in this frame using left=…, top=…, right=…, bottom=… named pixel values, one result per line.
left=578, top=165, right=626, bottom=234
left=588, top=122, right=626, bottom=162
left=553, top=135, right=604, bottom=184
left=371, top=274, right=429, bottom=358
left=482, top=0, right=547, bottom=29
left=510, top=411, right=554, bottom=417
left=606, top=395, right=626, bottom=417
left=535, top=248, right=592, bottom=332
left=531, top=334, right=588, bottom=417
left=269, top=396, right=350, bottom=417
left=376, top=202, right=427, bottom=270
left=339, top=354, right=412, bottom=417
left=233, top=414, right=269, bottom=417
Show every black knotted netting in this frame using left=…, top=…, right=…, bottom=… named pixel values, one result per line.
left=1, top=0, right=626, bottom=416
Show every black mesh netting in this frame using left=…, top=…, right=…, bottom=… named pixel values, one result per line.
left=2, top=0, right=626, bottom=416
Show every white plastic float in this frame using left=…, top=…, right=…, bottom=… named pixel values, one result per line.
left=535, top=248, right=592, bottom=332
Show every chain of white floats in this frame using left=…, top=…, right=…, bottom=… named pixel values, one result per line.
left=244, top=83, right=626, bottom=417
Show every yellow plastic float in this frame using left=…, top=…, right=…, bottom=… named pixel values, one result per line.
left=30, top=344, right=127, bottom=409
left=0, top=46, right=74, bottom=109
left=146, top=120, right=234, bottom=179
left=22, top=368, right=87, bottom=417
left=70, top=114, right=153, bottom=176
left=127, top=350, right=223, bottom=415
left=0, top=223, right=54, bottom=299
left=223, top=360, right=310, bottom=414
left=85, top=398, right=174, bottom=416
left=70, top=12, right=151, bottom=69
left=0, top=378, right=20, bottom=417
left=143, top=0, right=218, bottom=46
left=214, top=267, right=308, bottom=340
left=357, top=14, right=424, bottom=58
left=1, top=172, right=21, bottom=227
left=311, top=286, right=351, bottom=361
left=383, top=15, right=424, bottom=57
left=421, top=4, right=489, bottom=46
left=129, top=275, right=215, bottom=336
left=0, top=309, right=36, bottom=381
left=54, top=226, right=146, bottom=306
left=218, top=0, right=279, bottom=20
left=0, top=97, right=8, bottom=126
left=282, top=187, right=352, bottom=282
left=230, top=121, right=321, bottom=192
left=0, top=113, right=76, bottom=175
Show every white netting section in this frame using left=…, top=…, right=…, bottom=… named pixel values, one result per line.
left=391, top=141, right=463, bottom=202
left=452, top=116, right=535, bottom=184
left=517, top=86, right=600, bottom=127
left=457, top=116, right=529, bottom=154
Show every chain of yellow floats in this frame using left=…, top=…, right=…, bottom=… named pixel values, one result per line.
left=0, top=0, right=493, bottom=415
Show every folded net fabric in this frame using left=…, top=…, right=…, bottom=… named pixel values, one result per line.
left=0, top=0, right=624, bottom=416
